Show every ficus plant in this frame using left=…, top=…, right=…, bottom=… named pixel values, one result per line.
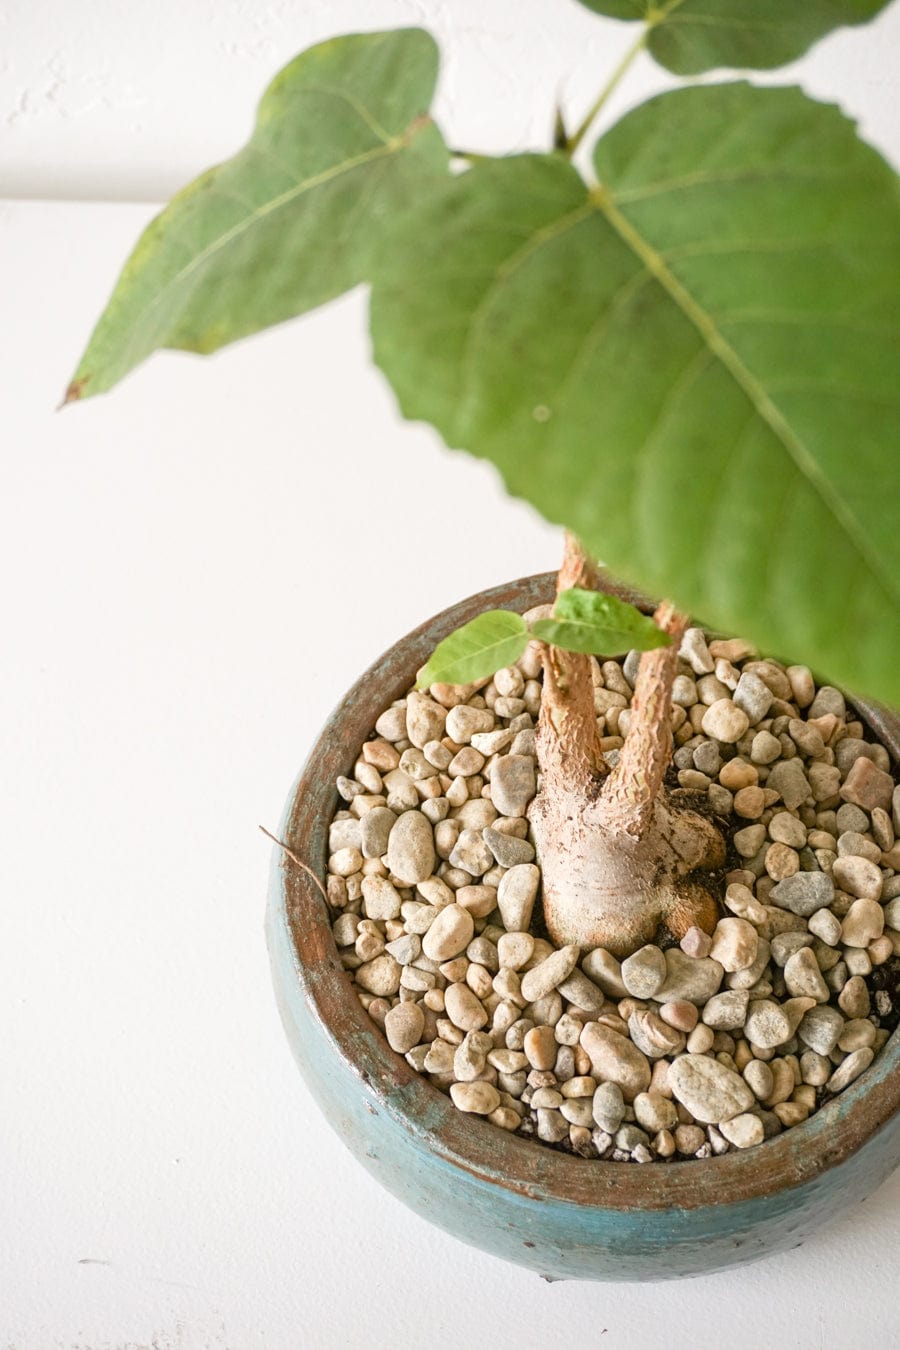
left=68, top=1, right=900, bottom=960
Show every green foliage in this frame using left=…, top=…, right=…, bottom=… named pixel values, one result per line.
left=531, top=588, right=668, bottom=655
left=417, top=589, right=668, bottom=687
left=66, top=30, right=446, bottom=401
left=415, top=611, right=529, bottom=688
left=372, top=84, right=900, bottom=703
left=69, top=10, right=900, bottom=707
left=573, top=0, right=891, bottom=74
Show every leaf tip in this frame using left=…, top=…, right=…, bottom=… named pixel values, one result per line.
left=60, top=375, right=90, bottom=409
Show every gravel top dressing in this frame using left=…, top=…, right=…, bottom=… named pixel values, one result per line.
left=325, top=626, right=900, bottom=1163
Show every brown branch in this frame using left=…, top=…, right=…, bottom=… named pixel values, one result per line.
left=535, top=533, right=607, bottom=794
left=598, top=601, right=686, bottom=837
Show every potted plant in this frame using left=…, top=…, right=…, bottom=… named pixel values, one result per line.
left=66, top=1, right=900, bottom=1279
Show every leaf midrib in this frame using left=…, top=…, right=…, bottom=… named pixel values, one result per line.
left=586, top=181, right=900, bottom=609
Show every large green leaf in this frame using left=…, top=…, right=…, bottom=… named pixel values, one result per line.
left=371, top=83, right=900, bottom=703
left=574, top=1, right=891, bottom=74
left=416, top=611, right=529, bottom=688
left=66, top=29, right=446, bottom=401
left=531, top=587, right=669, bottom=654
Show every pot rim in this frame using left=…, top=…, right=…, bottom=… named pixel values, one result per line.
left=276, top=572, right=900, bottom=1212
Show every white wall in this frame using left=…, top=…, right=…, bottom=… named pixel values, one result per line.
left=3, top=0, right=899, bottom=200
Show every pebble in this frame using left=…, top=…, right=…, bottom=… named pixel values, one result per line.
left=840, top=758, right=894, bottom=813
left=497, top=864, right=539, bottom=932
left=702, top=699, right=750, bottom=744
left=580, top=1023, right=651, bottom=1101
left=627, top=1009, right=686, bottom=1059
left=360, top=806, right=396, bottom=859
left=770, top=871, right=834, bottom=916
left=523, top=1025, right=557, bottom=1070
left=386, top=811, right=436, bottom=885
left=497, top=931, right=535, bottom=970
left=592, top=1081, right=626, bottom=1133
left=422, top=904, right=475, bottom=961
left=743, top=1059, right=774, bottom=1100
left=582, top=948, right=629, bottom=997
left=444, top=982, right=488, bottom=1031
left=557, top=969, right=606, bottom=1014
left=838, top=975, right=871, bottom=1019
left=633, top=1091, right=678, bottom=1133
left=832, top=856, right=883, bottom=902
left=733, top=672, right=774, bottom=724
left=709, top=918, right=758, bottom=973
left=668, top=1054, right=755, bottom=1124
left=445, top=705, right=494, bottom=743
left=449, top=829, right=493, bottom=877
left=621, top=945, right=667, bottom=998
left=826, top=1047, right=874, bottom=1094
left=450, top=1081, right=500, bottom=1114
left=483, top=827, right=535, bottom=867
left=680, top=926, right=713, bottom=959
left=384, top=1002, right=425, bottom=1053
left=490, top=755, right=536, bottom=817
left=783, top=948, right=830, bottom=1002
left=361, top=875, right=403, bottom=921
left=840, top=898, right=884, bottom=947
left=521, top=945, right=580, bottom=1003
left=744, top=999, right=796, bottom=1049
left=656, top=949, right=724, bottom=1004
left=355, top=953, right=402, bottom=997
left=798, top=1004, right=845, bottom=1055
left=702, top=990, right=750, bottom=1030
left=680, top=628, right=714, bottom=675
left=719, top=1113, right=765, bottom=1149
left=766, top=759, right=811, bottom=810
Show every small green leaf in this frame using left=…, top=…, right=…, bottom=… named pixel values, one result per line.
left=416, top=611, right=529, bottom=688
left=530, top=587, right=668, bottom=655
left=66, top=28, right=447, bottom=401
left=574, top=1, right=891, bottom=74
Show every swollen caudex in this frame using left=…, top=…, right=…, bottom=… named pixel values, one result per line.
left=325, top=628, right=899, bottom=1162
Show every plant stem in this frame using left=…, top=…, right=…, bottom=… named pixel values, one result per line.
left=600, top=600, right=685, bottom=837
left=535, top=533, right=606, bottom=792
left=564, top=24, right=650, bottom=158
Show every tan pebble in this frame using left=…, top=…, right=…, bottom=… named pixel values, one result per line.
left=734, top=786, right=766, bottom=819
left=833, top=856, right=884, bottom=902
left=422, top=904, right=475, bottom=961
left=773, top=1101, right=810, bottom=1127
left=687, top=1024, right=715, bottom=1054
left=444, top=982, right=488, bottom=1032
left=719, top=1113, right=765, bottom=1148
left=868, top=935, right=894, bottom=964
left=580, top=1022, right=651, bottom=1102
left=523, top=1024, right=557, bottom=1071
left=838, top=975, right=871, bottom=1018
left=841, top=898, right=885, bottom=947
left=765, top=842, right=800, bottom=881
left=653, top=1129, right=676, bottom=1158
left=674, top=1124, right=706, bottom=1154
left=450, top=1081, right=500, bottom=1114
left=720, top=759, right=758, bottom=790
left=455, top=884, right=498, bottom=918
left=709, top=918, right=759, bottom=973
left=384, top=1002, right=425, bottom=1054
left=659, top=999, right=699, bottom=1032
left=680, top=926, right=713, bottom=959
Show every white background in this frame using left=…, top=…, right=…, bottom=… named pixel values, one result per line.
left=2, top=3, right=900, bottom=1347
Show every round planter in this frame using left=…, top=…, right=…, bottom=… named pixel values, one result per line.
left=266, top=572, right=900, bottom=1281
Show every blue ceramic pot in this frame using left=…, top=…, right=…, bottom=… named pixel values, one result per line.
left=266, top=573, right=900, bottom=1280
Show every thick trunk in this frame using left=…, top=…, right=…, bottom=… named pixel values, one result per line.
left=529, top=540, right=725, bottom=957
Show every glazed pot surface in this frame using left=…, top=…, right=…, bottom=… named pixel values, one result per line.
left=266, top=573, right=900, bottom=1280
